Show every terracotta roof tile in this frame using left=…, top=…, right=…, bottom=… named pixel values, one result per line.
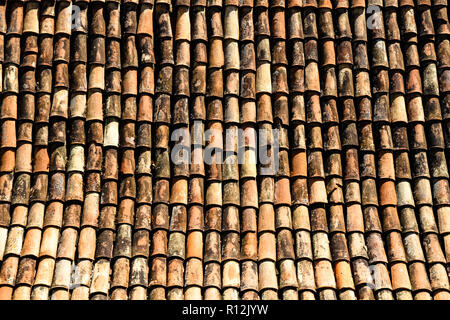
left=0, top=0, right=449, bottom=301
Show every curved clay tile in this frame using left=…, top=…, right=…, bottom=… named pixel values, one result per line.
left=0, top=0, right=24, bottom=300
left=148, top=0, right=173, bottom=301
left=0, top=0, right=449, bottom=301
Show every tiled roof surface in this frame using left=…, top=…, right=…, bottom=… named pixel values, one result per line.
left=0, top=0, right=449, bottom=300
